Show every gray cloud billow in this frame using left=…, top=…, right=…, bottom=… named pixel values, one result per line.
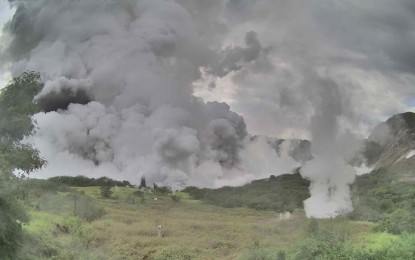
left=1, top=0, right=415, bottom=218
left=0, top=0, right=298, bottom=191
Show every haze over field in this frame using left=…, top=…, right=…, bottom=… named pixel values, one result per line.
left=1, top=0, right=415, bottom=218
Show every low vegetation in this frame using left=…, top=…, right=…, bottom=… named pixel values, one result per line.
left=350, top=167, right=415, bottom=234
left=184, top=172, right=310, bottom=212
left=0, top=176, right=410, bottom=259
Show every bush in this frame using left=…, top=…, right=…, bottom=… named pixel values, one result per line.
left=294, top=237, right=351, bottom=260
left=374, top=209, right=415, bottom=234
left=139, top=177, right=147, bottom=188
left=126, top=190, right=145, bottom=205
left=154, top=186, right=172, bottom=195
left=171, top=194, right=180, bottom=202
left=74, top=194, right=105, bottom=222
left=133, top=190, right=144, bottom=197
left=100, top=185, right=112, bottom=198
left=182, top=186, right=207, bottom=200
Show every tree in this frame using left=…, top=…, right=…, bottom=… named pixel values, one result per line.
left=0, top=71, right=46, bottom=259
left=139, top=176, right=147, bottom=188
left=0, top=71, right=45, bottom=177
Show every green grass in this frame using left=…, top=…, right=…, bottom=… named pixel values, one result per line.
left=13, top=180, right=415, bottom=259
left=351, top=232, right=398, bottom=251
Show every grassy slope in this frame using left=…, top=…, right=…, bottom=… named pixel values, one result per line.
left=18, top=185, right=384, bottom=260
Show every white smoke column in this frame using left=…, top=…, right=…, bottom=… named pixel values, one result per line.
left=300, top=76, right=357, bottom=218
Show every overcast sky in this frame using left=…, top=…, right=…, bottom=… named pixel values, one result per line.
left=0, top=1, right=14, bottom=88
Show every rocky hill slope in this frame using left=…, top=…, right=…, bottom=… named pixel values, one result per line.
left=360, top=112, right=415, bottom=179
left=363, top=112, right=415, bottom=167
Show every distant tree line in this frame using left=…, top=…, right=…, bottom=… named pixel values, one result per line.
left=48, top=175, right=133, bottom=188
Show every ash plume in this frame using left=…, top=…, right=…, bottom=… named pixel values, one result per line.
left=35, top=77, right=92, bottom=112
left=0, top=0, right=297, bottom=191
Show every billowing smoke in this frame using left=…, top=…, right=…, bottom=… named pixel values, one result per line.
left=206, top=31, right=271, bottom=78
left=35, top=77, right=92, bottom=112
left=0, top=0, right=298, bottom=191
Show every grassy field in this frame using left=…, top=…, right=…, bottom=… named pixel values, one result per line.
left=16, top=184, right=406, bottom=260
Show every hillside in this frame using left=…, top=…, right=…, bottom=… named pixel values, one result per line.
left=362, top=112, right=415, bottom=170
left=184, top=172, right=310, bottom=212
left=347, top=113, right=415, bottom=225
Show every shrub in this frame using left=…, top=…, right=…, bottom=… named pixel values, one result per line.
left=171, top=194, right=180, bottom=202
left=182, top=186, right=207, bottom=200
left=139, top=177, right=147, bottom=188
left=126, top=190, right=145, bottom=205
left=133, top=190, right=144, bottom=197
left=374, top=209, right=415, bottom=234
left=100, top=185, right=112, bottom=198
left=74, top=195, right=105, bottom=222
left=154, top=186, right=172, bottom=194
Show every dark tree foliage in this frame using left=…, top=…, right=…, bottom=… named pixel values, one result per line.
left=100, top=185, right=113, bottom=199
left=0, top=188, right=29, bottom=259
left=0, top=71, right=46, bottom=259
left=350, top=167, right=415, bottom=233
left=139, top=177, right=147, bottom=188
left=48, top=175, right=133, bottom=187
left=0, top=71, right=46, bottom=177
left=154, top=186, right=172, bottom=195
left=0, top=71, right=43, bottom=140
